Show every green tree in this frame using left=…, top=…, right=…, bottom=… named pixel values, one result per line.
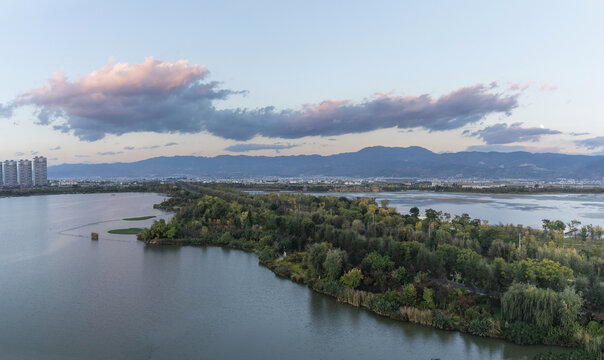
left=340, top=268, right=363, bottom=289
left=400, top=283, right=417, bottom=306
left=362, top=252, right=395, bottom=272
left=323, top=249, right=347, bottom=281
left=422, top=287, right=435, bottom=309
left=308, top=242, right=329, bottom=278
left=393, top=266, right=408, bottom=286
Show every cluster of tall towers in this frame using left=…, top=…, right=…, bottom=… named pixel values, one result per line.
left=0, top=156, right=47, bottom=188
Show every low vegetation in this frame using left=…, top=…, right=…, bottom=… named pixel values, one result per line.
left=123, top=216, right=156, bottom=221
left=108, top=228, right=144, bottom=235
left=140, top=183, right=604, bottom=358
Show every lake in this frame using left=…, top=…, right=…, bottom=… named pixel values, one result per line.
left=0, top=192, right=565, bottom=359
left=316, top=191, right=604, bottom=228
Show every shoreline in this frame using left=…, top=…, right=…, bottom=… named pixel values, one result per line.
left=140, top=237, right=573, bottom=352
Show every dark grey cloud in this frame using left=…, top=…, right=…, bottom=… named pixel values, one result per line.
left=469, top=122, right=561, bottom=144
left=570, top=132, right=590, bottom=136
left=225, top=143, right=301, bottom=153
left=575, top=136, right=604, bottom=150
left=6, top=59, right=520, bottom=141
left=164, top=142, right=178, bottom=146
left=205, top=84, right=518, bottom=140
left=123, top=145, right=161, bottom=151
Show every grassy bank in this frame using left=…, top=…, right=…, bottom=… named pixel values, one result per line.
left=109, top=228, right=143, bottom=235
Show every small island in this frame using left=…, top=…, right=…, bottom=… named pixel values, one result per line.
left=123, top=216, right=156, bottom=221
left=108, top=228, right=144, bottom=235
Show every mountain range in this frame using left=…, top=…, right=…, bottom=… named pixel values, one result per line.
left=48, top=146, right=604, bottom=181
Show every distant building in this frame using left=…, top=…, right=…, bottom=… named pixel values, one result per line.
left=18, top=159, right=33, bottom=186
left=33, top=156, right=47, bottom=186
left=3, top=160, right=18, bottom=186
left=0, top=162, right=3, bottom=187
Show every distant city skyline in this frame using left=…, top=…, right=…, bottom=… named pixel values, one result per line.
left=1, top=1, right=604, bottom=165
left=1, top=156, right=47, bottom=187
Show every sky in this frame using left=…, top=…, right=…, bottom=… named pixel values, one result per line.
left=1, top=0, right=604, bottom=165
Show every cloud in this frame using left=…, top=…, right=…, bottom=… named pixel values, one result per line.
left=575, top=136, right=604, bottom=150
left=74, top=154, right=90, bottom=158
left=0, top=103, right=13, bottom=117
left=123, top=145, right=161, bottom=150
left=96, top=151, right=123, bottom=156
left=14, top=57, right=239, bottom=141
left=506, top=81, right=557, bottom=92
left=8, top=58, right=519, bottom=141
left=30, top=151, right=39, bottom=155
left=164, top=142, right=178, bottom=146
left=570, top=132, right=590, bottom=136
left=206, top=84, right=518, bottom=140
left=50, top=146, right=61, bottom=150
left=466, top=144, right=561, bottom=153
left=225, top=143, right=301, bottom=153
left=540, top=83, right=558, bottom=91
left=15, top=152, right=25, bottom=156
left=469, top=122, right=561, bottom=144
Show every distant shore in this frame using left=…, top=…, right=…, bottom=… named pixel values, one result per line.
left=3, top=181, right=604, bottom=200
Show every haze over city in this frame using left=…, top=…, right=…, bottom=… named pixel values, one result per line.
left=1, top=1, right=604, bottom=166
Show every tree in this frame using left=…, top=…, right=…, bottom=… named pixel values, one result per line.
left=340, top=268, right=363, bottom=289
left=323, top=249, right=347, bottom=281
left=400, top=283, right=417, bottom=306
left=393, top=266, right=408, bottom=286
left=308, top=243, right=329, bottom=278
left=409, top=207, right=420, bottom=218
left=362, top=252, right=395, bottom=272
left=512, top=258, right=573, bottom=291
left=422, top=287, right=435, bottom=309
left=502, top=283, right=559, bottom=329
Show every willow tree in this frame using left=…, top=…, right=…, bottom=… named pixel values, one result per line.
left=502, top=283, right=559, bottom=329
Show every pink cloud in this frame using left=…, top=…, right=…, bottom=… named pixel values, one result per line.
left=5, top=58, right=521, bottom=142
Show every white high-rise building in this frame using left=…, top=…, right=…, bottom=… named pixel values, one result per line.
left=3, top=160, right=18, bottom=186
left=33, top=156, right=47, bottom=186
left=18, top=160, right=33, bottom=186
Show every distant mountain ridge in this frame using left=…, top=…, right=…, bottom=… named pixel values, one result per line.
left=48, top=146, right=604, bottom=180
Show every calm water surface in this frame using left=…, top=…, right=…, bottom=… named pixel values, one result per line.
left=321, top=191, right=604, bottom=228
left=0, top=193, right=565, bottom=359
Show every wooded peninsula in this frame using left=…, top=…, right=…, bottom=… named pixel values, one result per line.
left=137, top=183, right=604, bottom=359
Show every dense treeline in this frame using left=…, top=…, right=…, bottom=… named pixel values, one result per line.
left=235, top=182, right=604, bottom=195
left=0, top=183, right=171, bottom=197
left=143, top=183, right=604, bottom=358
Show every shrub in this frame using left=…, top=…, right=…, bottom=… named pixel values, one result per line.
left=466, top=318, right=490, bottom=337
left=273, top=264, right=292, bottom=278
left=315, top=280, right=344, bottom=298
left=432, top=312, right=454, bottom=330
left=506, top=321, right=545, bottom=345
left=259, top=248, right=278, bottom=263
left=368, top=297, right=398, bottom=315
